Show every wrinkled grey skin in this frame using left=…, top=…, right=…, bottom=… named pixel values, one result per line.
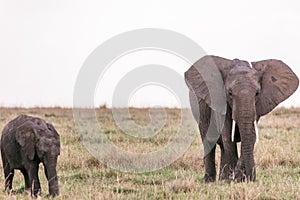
left=185, top=55, right=299, bottom=182
left=1, top=115, right=60, bottom=197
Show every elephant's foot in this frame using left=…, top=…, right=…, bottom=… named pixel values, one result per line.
left=234, top=161, right=256, bottom=182
left=234, top=169, right=256, bottom=182
left=32, top=188, right=41, bottom=197
left=202, top=173, right=216, bottom=182
left=4, top=185, right=12, bottom=191
left=24, top=188, right=31, bottom=196
left=234, top=169, right=246, bottom=182
left=234, top=157, right=246, bottom=182
left=219, top=173, right=233, bottom=182
left=219, top=164, right=235, bottom=181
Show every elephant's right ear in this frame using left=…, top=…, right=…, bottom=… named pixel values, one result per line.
left=184, top=55, right=234, bottom=114
left=16, top=123, right=36, bottom=160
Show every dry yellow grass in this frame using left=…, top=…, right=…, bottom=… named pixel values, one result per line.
left=0, top=107, right=299, bottom=199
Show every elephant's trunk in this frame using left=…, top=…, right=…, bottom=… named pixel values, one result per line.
left=232, top=120, right=258, bottom=143
left=45, top=158, right=59, bottom=197
left=240, top=122, right=256, bottom=181
left=231, top=90, right=257, bottom=181
left=236, top=109, right=256, bottom=181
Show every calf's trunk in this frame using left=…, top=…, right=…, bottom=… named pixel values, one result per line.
left=44, top=159, right=59, bottom=197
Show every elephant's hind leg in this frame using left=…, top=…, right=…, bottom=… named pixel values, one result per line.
left=1, top=151, right=14, bottom=191
left=4, top=166, right=14, bottom=191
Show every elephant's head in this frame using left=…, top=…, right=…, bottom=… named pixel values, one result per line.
left=185, top=55, right=299, bottom=181
left=16, top=117, right=60, bottom=196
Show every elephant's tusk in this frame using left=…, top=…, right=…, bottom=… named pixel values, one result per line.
left=254, top=120, right=259, bottom=143
left=231, top=120, right=236, bottom=142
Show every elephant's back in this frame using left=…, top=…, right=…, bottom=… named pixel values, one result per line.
left=2, top=115, right=29, bottom=135
left=1, top=115, right=38, bottom=143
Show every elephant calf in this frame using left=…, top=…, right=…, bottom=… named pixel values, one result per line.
left=1, top=115, right=60, bottom=197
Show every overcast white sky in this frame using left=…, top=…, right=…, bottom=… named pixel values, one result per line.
left=0, top=0, right=299, bottom=107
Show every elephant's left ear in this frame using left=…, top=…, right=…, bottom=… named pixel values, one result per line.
left=252, top=59, right=299, bottom=117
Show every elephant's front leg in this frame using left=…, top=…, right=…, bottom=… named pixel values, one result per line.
left=203, top=145, right=217, bottom=182
left=234, top=154, right=246, bottom=182
left=219, top=141, right=238, bottom=181
left=234, top=149, right=256, bottom=182
left=28, top=165, right=41, bottom=196
left=20, top=168, right=30, bottom=192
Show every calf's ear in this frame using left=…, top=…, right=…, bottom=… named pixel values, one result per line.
left=16, top=124, right=36, bottom=160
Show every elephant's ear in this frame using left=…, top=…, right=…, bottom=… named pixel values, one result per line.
left=252, top=59, right=299, bottom=117
left=185, top=55, right=234, bottom=114
left=16, top=122, right=36, bottom=160
left=46, top=123, right=61, bottom=155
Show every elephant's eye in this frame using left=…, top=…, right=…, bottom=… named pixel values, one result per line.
left=228, top=90, right=233, bottom=97
left=255, top=91, right=260, bottom=97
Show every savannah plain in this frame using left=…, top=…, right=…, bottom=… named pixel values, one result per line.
left=0, top=107, right=299, bottom=199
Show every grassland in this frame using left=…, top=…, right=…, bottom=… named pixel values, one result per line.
left=0, top=107, right=299, bottom=199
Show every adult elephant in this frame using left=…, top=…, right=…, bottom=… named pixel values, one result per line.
left=1, top=115, right=60, bottom=197
left=185, top=55, right=298, bottom=182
